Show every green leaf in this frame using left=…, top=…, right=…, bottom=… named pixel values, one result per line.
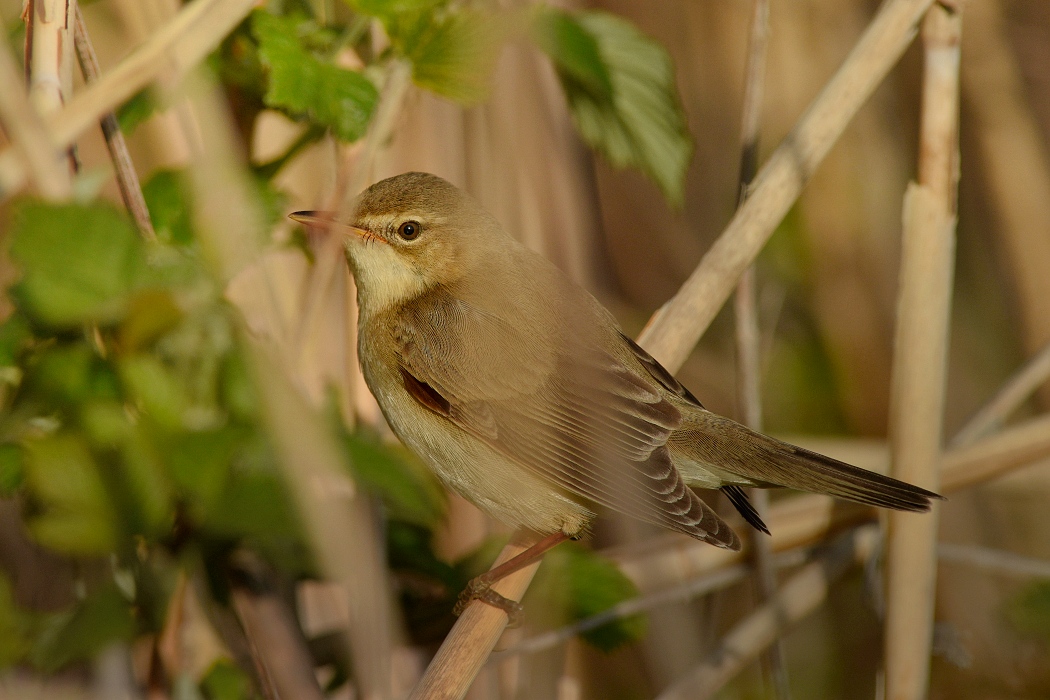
left=22, top=434, right=117, bottom=556
left=395, top=8, right=504, bottom=104
left=252, top=172, right=289, bottom=230
left=455, top=534, right=511, bottom=579
left=117, top=88, right=157, bottom=136
left=119, top=355, right=189, bottom=431
left=217, top=25, right=267, bottom=97
left=534, top=9, right=693, bottom=205
left=9, top=202, right=150, bottom=326
left=27, top=343, right=95, bottom=403
left=0, top=444, right=24, bottom=496
left=208, top=470, right=299, bottom=539
left=118, top=289, right=185, bottom=354
left=166, top=427, right=244, bottom=520
left=1008, top=581, right=1050, bottom=642
left=29, top=584, right=134, bottom=672
left=220, top=352, right=257, bottom=423
left=252, top=11, right=379, bottom=142
left=344, top=429, right=445, bottom=527
left=80, top=400, right=133, bottom=447
left=119, top=424, right=174, bottom=537
left=0, top=574, right=30, bottom=665
left=530, top=8, right=611, bottom=101
left=201, top=659, right=253, bottom=700
left=143, top=170, right=194, bottom=245
left=527, top=541, right=645, bottom=651
left=0, top=314, right=32, bottom=366
left=347, top=0, right=444, bottom=19
left=388, top=521, right=460, bottom=589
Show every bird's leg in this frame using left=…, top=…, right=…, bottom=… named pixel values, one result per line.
left=454, top=531, right=570, bottom=626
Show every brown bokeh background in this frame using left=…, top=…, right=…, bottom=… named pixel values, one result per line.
left=3, top=0, right=1050, bottom=697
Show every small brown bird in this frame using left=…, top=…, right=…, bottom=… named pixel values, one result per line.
left=292, top=172, right=940, bottom=612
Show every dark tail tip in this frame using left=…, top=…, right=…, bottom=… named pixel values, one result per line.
left=721, top=485, right=770, bottom=535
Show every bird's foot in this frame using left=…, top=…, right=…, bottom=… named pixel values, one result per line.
left=453, top=577, right=524, bottom=627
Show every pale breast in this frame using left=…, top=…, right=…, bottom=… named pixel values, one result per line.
left=358, top=320, right=593, bottom=537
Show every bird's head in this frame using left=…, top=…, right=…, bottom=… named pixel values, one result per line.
left=290, top=172, right=505, bottom=313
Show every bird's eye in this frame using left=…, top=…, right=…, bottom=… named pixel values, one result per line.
left=397, top=221, right=421, bottom=240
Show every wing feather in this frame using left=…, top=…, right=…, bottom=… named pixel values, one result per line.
left=394, top=290, right=738, bottom=549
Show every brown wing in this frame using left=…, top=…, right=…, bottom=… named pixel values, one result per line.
left=394, top=290, right=739, bottom=549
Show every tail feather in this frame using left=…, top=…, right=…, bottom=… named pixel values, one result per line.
left=721, top=485, right=770, bottom=534
left=672, top=412, right=943, bottom=513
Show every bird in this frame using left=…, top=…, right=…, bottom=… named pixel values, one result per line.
left=290, top=172, right=941, bottom=615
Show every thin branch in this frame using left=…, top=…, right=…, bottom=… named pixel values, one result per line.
left=637, top=0, right=937, bottom=372
left=950, top=340, right=1050, bottom=448
left=731, top=0, right=788, bottom=696
left=883, top=6, right=961, bottom=698
left=0, top=7, right=69, bottom=197
left=656, top=526, right=880, bottom=700
left=0, top=0, right=257, bottom=200
left=72, top=6, right=156, bottom=241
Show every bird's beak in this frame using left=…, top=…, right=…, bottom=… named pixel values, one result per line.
left=288, top=210, right=335, bottom=227
left=288, top=211, right=374, bottom=241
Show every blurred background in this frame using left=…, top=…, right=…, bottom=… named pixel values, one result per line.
left=1, top=0, right=1049, bottom=698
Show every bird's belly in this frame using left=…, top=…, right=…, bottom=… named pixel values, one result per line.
left=361, top=362, right=593, bottom=536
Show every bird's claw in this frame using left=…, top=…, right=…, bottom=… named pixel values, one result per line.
left=454, top=578, right=524, bottom=627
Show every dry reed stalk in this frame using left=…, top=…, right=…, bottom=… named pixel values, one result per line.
left=178, top=74, right=399, bottom=700
left=408, top=537, right=540, bottom=700
left=0, top=0, right=256, bottom=199
left=0, top=11, right=69, bottom=197
left=883, top=5, right=961, bottom=699
left=637, top=0, right=936, bottom=371
left=613, top=411, right=1050, bottom=594
left=938, top=412, right=1050, bottom=492
left=655, top=526, right=879, bottom=700
left=72, top=7, right=156, bottom=240
left=24, top=0, right=74, bottom=195
left=731, top=0, right=789, bottom=696
left=25, top=0, right=75, bottom=123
